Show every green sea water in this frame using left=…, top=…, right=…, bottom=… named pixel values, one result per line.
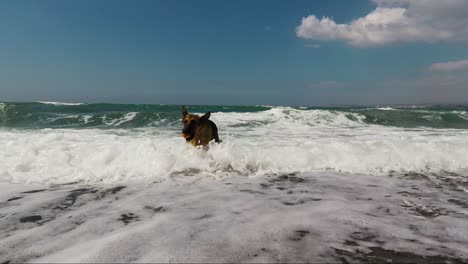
left=1, top=101, right=468, bottom=129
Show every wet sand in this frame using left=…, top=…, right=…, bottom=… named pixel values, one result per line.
left=1, top=172, right=467, bottom=263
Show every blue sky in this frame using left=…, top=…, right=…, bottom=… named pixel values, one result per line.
left=1, top=0, right=467, bottom=106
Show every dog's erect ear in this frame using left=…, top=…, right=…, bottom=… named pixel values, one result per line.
left=182, top=106, right=188, bottom=117
left=200, top=112, right=211, bottom=122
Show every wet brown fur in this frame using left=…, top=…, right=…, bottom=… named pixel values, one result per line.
left=182, top=106, right=220, bottom=147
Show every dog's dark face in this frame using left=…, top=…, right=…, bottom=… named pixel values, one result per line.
left=181, top=106, right=210, bottom=141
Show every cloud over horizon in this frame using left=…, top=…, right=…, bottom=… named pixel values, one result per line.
left=296, top=0, right=468, bottom=47
left=429, top=59, right=468, bottom=72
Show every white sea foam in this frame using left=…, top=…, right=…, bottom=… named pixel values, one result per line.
left=421, top=115, right=442, bottom=121
left=37, top=101, right=84, bottom=106
left=108, top=112, right=138, bottom=126
left=210, top=107, right=367, bottom=128
left=1, top=172, right=467, bottom=262
left=82, top=115, right=93, bottom=124
left=1, top=107, right=468, bottom=184
left=2, top=107, right=467, bottom=263
left=62, top=115, right=80, bottom=119
left=372, top=107, right=396, bottom=111
left=101, top=112, right=138, bottom=126
left=456, top=111, right=468, bottom=121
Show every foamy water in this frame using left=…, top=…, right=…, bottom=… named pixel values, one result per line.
left=2, top=104, right=468, bottom=263
left=1, top=107, right=468, bottom=184
left=36, top=101, right=84, bottom=106
left=2, top=171, right=468, bottom=262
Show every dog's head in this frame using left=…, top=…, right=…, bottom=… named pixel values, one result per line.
left=181, top=106, right=210, bottom=141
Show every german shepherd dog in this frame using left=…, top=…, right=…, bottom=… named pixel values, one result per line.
left=181, top=106, right=221, bottom=146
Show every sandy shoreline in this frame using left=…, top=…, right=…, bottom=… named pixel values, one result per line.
left=1, top=172, right=467, bottom=263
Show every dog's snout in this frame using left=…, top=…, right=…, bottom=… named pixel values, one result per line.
left=182, top=120, right=195, bottom=134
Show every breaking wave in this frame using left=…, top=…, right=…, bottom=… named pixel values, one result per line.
left=2, top=103, right=468, bottom=184
left=2, top=102, right=468, bottom=129
left=36, top=101, right=84, bottom=106
left=1, top=125, right=468, bottom=184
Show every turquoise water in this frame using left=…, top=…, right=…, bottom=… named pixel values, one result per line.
left=1, top=102, right=468, bottom=129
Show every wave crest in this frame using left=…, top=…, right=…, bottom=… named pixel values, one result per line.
left=1, top=128, right=468, bottom=184
left=2, top=103, right=468, bottom=129
left=36, top=101, right=84, bottom=106
left=212, top=107, right=367, bottom=129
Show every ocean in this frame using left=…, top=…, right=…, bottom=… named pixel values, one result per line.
left=1, top=101, right=468, bottom=262
left=1, top=101, right=468, bottom=183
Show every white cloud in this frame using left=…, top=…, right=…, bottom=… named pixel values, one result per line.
left=296, top=0, right=468, bottom=46
left=429, top=59, right=468, bottom=72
